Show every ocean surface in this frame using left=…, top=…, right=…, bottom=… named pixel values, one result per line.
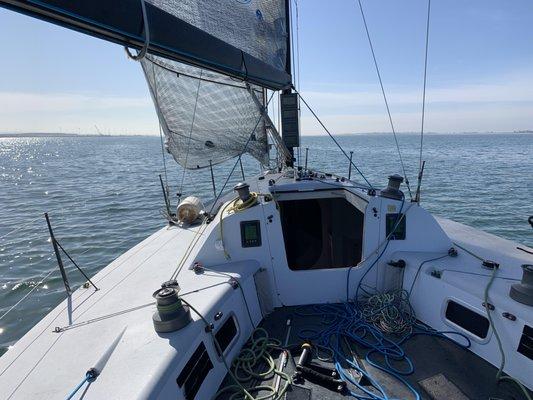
left=0, top=133, right=531, bottom=350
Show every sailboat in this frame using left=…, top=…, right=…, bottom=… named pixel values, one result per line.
left=0, top=1, right=531, bottom=399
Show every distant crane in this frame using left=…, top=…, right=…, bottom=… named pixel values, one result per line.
left=94, top=125, right=104, bottom=136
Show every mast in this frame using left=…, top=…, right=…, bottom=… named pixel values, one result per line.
left=280, top=0, right=300, bottom=167
left=284, top=0, right=292, bottom=89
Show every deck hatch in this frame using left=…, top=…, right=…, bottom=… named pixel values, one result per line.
left=517, top=325, right=533, bottom=360
left=278, top=198, right=364, bottom=270
left=176, top=341, right=213, bottom=399
left=215, top=315, right=238, bottom=355
left=444, top=300, right=489, bottom=339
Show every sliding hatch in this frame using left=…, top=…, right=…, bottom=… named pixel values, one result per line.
left=278, top=197, right=364, bottom=270
left=264, top=186, right=368, bottom=305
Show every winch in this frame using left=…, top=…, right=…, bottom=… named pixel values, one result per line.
left=152, top=280, right=191, bottom=333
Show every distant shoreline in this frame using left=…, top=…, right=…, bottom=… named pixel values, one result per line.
left=0, top=132, right=125, bottom=138
left=0, top=131, right=531, bottom=138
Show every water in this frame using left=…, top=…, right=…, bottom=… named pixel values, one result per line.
left=0, top=133, right=531, bottom=349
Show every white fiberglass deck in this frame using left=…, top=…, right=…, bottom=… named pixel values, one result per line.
left=0, top=170, right=531, bottom=400
left=0, top=223, right=245, bottom=399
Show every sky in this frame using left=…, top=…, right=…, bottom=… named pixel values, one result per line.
left=1, top=0, right=533, bottom=135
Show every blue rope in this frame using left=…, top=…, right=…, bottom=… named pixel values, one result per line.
left=294, top=303, right=470, bottom=399
left=65, top=370, right=97, bottom=400
left=347, top=195, right=406, bottom=302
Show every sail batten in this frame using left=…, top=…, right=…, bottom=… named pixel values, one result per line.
left=0, top=0, right=291, bottom=90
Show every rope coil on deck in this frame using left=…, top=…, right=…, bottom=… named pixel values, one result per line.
left=294, top=300, right=471, bottom=400
left=362, top=289, right=416, bottom=335
left=214, top=327, right=292, bottom=400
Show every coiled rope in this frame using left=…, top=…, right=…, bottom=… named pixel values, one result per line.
left=215, top=328, right=292, bottom=400
left=294, top=301, right=470, bottom=400
left=362, top=289, right=416, bottom=335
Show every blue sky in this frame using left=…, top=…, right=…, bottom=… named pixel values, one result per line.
left=1, top=0, right=533, bottom=135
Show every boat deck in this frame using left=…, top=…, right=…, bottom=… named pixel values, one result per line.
left=218, top=305, right=531, bottom=400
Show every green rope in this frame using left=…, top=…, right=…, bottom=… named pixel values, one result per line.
left=362, top=289, right=416, bottom=335
left=214, top=328, right=292, bottom=400
left=484, top=265, right=532, bottom=400
left=156, top=300, right=184, bottom=313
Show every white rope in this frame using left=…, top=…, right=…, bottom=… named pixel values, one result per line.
left=125, top=0, right=150, bottom=61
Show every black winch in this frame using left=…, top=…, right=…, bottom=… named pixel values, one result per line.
left=152, top=280, right=191, bottom=333
left=380, top=174, right=404, bottom=200
left=510, top=264, right=533, bottom=306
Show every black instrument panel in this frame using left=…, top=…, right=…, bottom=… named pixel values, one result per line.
left=240, top=220, right=262, bottom=248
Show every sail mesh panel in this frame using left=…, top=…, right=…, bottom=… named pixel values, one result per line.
left=145, top=0, right=288, bottom=72
left=141, top=56, right=269, bottom=169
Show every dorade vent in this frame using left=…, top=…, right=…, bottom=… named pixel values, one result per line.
left=176, top=341, right=213, bottom=400
left=517, top=325, right=533, bottom=360
left=215, top=316, right=238, bottom=355
left=444, top=300, right=489, bottom=339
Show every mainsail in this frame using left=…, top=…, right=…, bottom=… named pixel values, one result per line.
left=142, top=57, right=270, bottom=169
left=0, top=0, right=292, bottom=169
left=146, top=0, right=288, bottom=74
left=0, top=0, right=291, bottom=90
left=140, top=0, right=290, bottom=169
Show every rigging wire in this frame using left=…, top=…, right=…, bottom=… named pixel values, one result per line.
left=207, top=91, right=276, bottom=216
left=150, top=62, right=170, bottom=195
left=417, top=0, right=431, bottom=188
left=355, top=0, right=413, bottom=199
left=0, top=216, right=44, bottom=241
left=178, top=71, right=203, bottom=198
left=293, top=88, right=374, bottom=189
left=0, top=266, right=58, bottom=322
